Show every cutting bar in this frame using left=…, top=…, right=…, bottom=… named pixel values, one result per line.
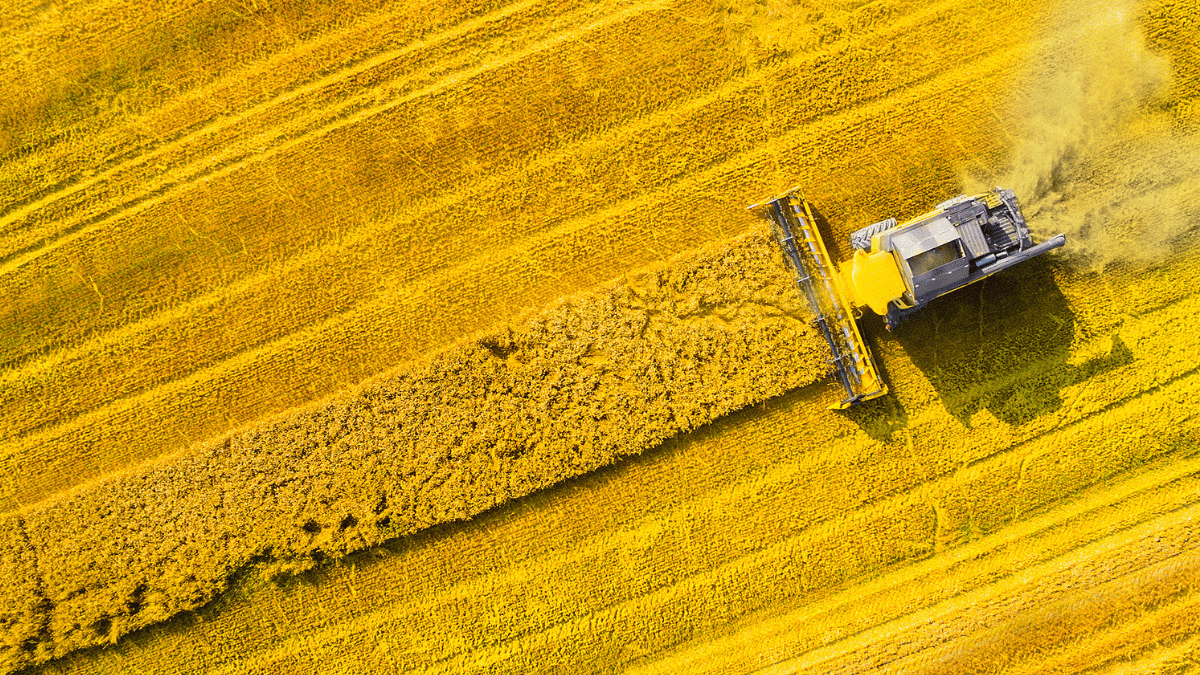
left=749, top=189, right=888, bottom=409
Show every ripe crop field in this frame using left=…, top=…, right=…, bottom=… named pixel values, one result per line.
left=1, top=0, right=1198, bottom=672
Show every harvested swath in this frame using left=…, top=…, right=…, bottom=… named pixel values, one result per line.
left=0, top=232, right=827, bottom=672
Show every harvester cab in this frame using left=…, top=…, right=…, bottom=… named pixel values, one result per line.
left=748, top=187, right=1066, bottom=409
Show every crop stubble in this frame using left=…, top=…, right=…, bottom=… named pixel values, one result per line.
left=32, top=304, right=1200, bottom=674
left=2, top=0, right=1199, bottom=672
left=0, top=0, right=1039, bottom=511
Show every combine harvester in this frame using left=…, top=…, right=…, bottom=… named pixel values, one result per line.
left=748, top=187, right=1066, bottom=409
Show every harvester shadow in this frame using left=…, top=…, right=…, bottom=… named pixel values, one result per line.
left=885, top=258, right=1132, bottom=427
left=803, top=201, right=1130, bottom=430
left=803, top=202, right=911, bottom=441
left=837, top=334, right=910, bottom=442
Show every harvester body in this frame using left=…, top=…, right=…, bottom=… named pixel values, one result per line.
left=748, top=187, right=1065, bottom=409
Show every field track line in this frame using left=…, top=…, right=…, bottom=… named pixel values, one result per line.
left=1104, top=630, right=1200, bottom=675
left=0, top=36, right=1055, bottom=513
left=0, top=177, right=762, bottom=513
left=0, top=0, right=667, bottom=274
left=0, top=0, right=567, bottom=245
left=175, top=349, right=1200, bottom=674
left=1004, top=572, right=1200, bottom=674
left=750, top=499, right=1199, bottom=674
left=0, top=0, right=1021, bottom=448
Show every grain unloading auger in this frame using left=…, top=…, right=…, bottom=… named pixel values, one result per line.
left=748, top=187, right=1066, bottom=410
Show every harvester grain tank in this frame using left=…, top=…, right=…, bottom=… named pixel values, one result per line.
left=748, top=187, right=1066, bottom=409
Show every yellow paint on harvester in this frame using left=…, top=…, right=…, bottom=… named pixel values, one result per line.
left=1, top=0, right=1198, bottom=672
left=842, top=248, right=907, bottom=316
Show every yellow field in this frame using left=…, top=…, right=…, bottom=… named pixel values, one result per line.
left=1, top=0, right=1198, bottom=672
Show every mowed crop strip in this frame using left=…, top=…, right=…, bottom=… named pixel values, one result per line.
left=3, top=0, right=1199, bottom=672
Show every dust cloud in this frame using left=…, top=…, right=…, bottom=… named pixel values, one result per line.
left=969, top=0, right=1199, bottom=269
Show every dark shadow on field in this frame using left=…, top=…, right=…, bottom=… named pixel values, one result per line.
left=837, top=334, right=910, bottom=442
left=801, top=198, right=1133, bottom=431
left=798, top=201, right=912, bottom=441
left=886, top=258, right=1132, bottom=427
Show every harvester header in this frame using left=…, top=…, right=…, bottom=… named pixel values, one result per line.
left=748, top=187, right=1065, bottom=409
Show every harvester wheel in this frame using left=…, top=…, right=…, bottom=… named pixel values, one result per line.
left=850, top=218, right=897, bottom=253
left=884, top=302, right=923, bottom=329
